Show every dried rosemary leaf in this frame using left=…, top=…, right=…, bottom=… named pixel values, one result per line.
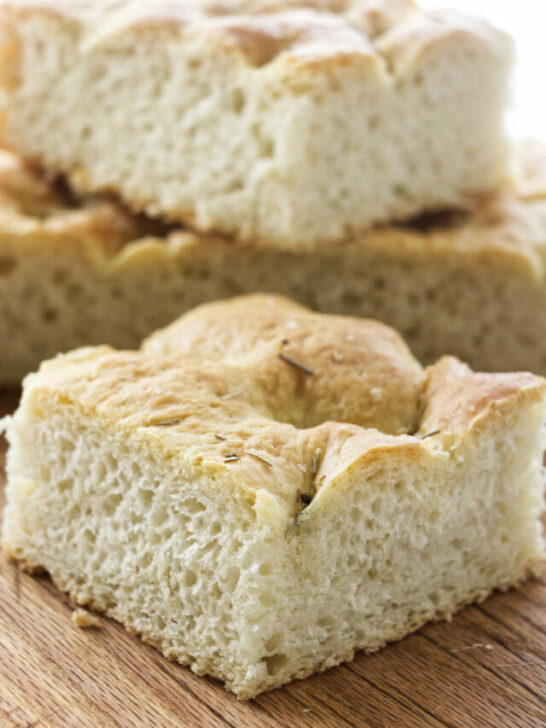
left=149, top=418, right=182, bottom=428
left=286, top=490, right=314, bottom=537
left=311, top=448, right=322, bottom=476
left=421, top=429, right=441, bottom=440
left=248, top=452, right=273, bottom=468
left=285, top=520, right=299, bottom=537
left=224, top=453, right=240, bottom=463
left=278, top=353, right=314, bottom=376
left=220, top=390, right=244, bottom=402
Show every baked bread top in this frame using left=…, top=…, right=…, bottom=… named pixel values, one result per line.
left=1, top=0, right=507, bottom=76
left=29, top=294, right=544, bottom=522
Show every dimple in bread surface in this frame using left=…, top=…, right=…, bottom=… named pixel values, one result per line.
left=142, top=293, right=426, bottom=434
left=143, top=293, right=545, bottom=440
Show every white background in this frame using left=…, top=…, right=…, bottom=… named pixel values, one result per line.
left=423, top=0, right=546, bottom=140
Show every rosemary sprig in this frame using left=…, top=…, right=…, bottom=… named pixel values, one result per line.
left=278, top=353, right=314, bottom=376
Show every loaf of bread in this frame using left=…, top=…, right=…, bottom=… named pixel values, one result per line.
left=0, top=0, right=512, bottom=245
left=3, top=294, right=545, bottom=697
left=2, top=143, right=546, bottom=384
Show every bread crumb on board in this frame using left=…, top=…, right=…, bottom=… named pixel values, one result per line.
left=71, top=608, right=101, bottom=629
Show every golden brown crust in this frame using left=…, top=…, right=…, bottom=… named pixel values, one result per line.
left=24, top=294, right=545, bottom=515
left=418, top=356, right=544, bottom=449
left=144, top=293, right=426, bottom=434
left=0, top=0, right=508, bottom=75
left=0, top=150, right=72, bottom=216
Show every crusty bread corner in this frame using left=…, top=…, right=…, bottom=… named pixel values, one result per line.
left=2, top=143, right=546, bottom=384
left=0, top=0, right=512, bottom=244
left=3, top=295, right=545, bottom=698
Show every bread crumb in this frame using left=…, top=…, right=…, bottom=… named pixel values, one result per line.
left=71, top=608, right=100, bottom=629
left=449, top=642, right=494, bottom=653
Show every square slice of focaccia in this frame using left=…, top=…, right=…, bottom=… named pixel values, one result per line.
left=3, top=295, right=545, bottom=698
left=0, top=0, right=512, bottom=245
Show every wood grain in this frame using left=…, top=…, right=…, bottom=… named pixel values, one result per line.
left=0, top=389, right=545, bottom=728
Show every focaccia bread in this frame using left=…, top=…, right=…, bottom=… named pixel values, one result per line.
left=0, top=0, right=512, bottom=245
left=3, top=295, right=545, bottom=698
left=1, top=143, right=546, bottom=384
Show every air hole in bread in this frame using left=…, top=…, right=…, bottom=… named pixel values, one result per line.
left=151, top=507, right=169, bottom=527
left=138, top=488, right=154, bottom=508
left=57, top=478, right=73, bottom=493
left=263, top=653, right=289, bottom=676
left=264, top=633, right=284, bottom=652
left=184, top=569, right=197, bottom=588
left=187, top=57, right=202, bottom=70
left=231, top=88, right=246, bottom=113
left=182, top=498, right=207, bottom=515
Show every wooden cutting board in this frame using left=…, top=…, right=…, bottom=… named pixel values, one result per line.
left=0, top=389, right=544, bottom=728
